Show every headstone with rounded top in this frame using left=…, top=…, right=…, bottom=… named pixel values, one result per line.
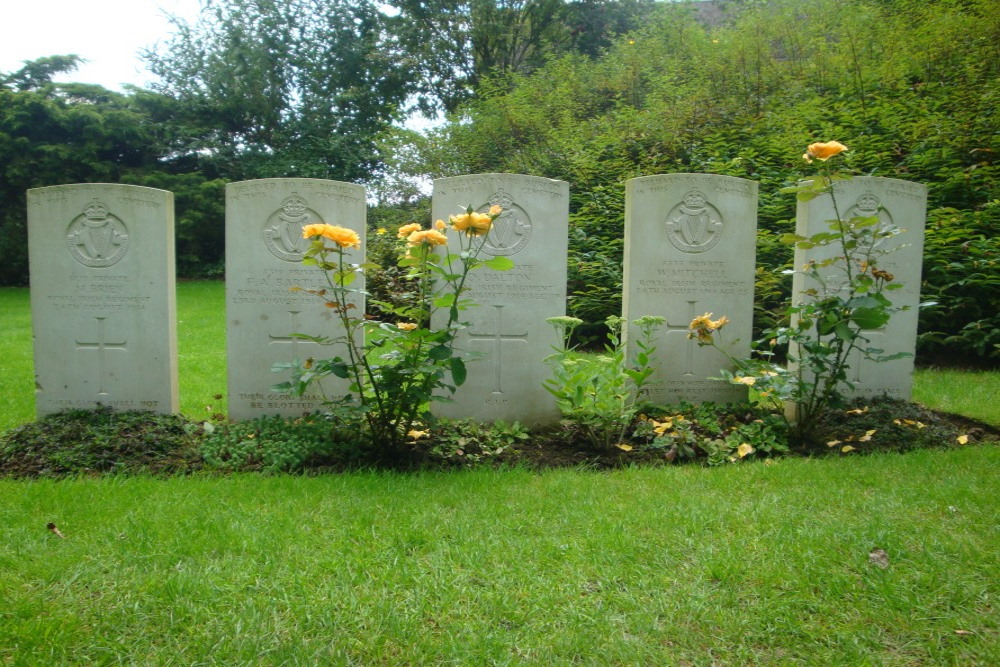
left=624, top=174, right=759, bottom=405
left=27, top=183, right=178, bottom=417
left=430, top=174, right=569, bottom=425
left=791, top=176, right=927, bottom=400
left=226, top=178, right=366, bottom=420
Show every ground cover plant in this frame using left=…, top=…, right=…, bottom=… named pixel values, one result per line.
left=2, top=447, right=998, bottom=663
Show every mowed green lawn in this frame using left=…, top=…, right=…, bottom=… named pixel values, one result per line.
left=2, top=447, right=998, bottom=664
left=1, top=281, right=998, bottom=431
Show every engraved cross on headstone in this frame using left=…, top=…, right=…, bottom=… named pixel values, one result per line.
left=75, top=316, right=127, bottom=395
left=467, top=304, right=528, bottom=393
left=268, top=310, right=315, bottom=359
left=664, top=300, right=700, bottom=376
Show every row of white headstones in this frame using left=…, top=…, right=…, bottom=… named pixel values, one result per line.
left=27, top=173, right=927, bottom=424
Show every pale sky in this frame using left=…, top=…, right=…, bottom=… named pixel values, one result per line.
left=0, top=0, right=204, bottom=90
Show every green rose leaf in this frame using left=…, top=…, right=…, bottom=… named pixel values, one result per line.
left=433, top=293, right=457, bottom=308
left=484, top=256, right=515, bottom=271
left=428, top=344, right=452, bottom=361
left=449, top=357, right=467, bottom=386
left=851, top=307, right=890, bottom=330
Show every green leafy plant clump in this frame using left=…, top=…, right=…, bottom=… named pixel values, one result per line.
left=543, top=314, right=663, bottom=449
left=0, top=408, right=203, bottom=478
left=199, top=413, right=361, bottom=473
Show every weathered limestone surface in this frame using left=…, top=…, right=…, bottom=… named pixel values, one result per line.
left=792, top=176, right=927, bottom=399
left=431, top=174, right=569, bottom=425
left=624, top=174, right=758, bottom=405
left=28, top=183, right=178, bottom=416
left=226, top=178, right=366, bottom=419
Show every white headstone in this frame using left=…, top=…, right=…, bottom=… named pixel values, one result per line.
left=792, top=176, right=927, bottom=400
left=27, top=184, right=178, bottom=417
left=226, top=178, right=366, bottom=420
left=431, top=174, right=569, bottom=425
left=624, top=174, right=758, bottom=405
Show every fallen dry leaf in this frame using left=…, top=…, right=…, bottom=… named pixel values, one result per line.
left=868, top=547, right=889, bottom=569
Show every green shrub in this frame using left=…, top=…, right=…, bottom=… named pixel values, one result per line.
left=411, top=0, right=1000, bottom=363
left=918, top=204, right=1000, bottom=361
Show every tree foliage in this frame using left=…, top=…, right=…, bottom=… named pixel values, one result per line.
left=387, top=0, right=654, bottom=114
left=143, top=0, right=414, bottom=182
left=0, top=58, right=164, bottom=285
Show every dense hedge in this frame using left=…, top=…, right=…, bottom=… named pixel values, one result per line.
left=413, top=0, right=1000, bottom=361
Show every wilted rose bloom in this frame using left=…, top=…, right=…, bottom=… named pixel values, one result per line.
left=397, top=223, right=422, bottom=238
left=688, top=312, right=728, bottom=344
left=872, top=268, right=895, bottom=281
left=302, top=223, right=361, bottom=249
left=804, top=141, right=848, bottom=162
left=397, top=322, right=418, bottom=331
left=407, top=229, right=449, bottom=246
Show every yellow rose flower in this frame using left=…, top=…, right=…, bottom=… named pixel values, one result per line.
left=449, top=212, right=473, bottom=233
left=488, top=204, right=503, bottom=216
left=397, top=322, right=418, bottom=331
left=449, top=211, right=494, bottom=236
left=327, top=226, right=361, bottom=249
left=469, top=212, right=493, bottom=235
left=302, top=223, right=329, bottom=239
left=397, top=223, right=422, bottom=238
left=804, top=141, right=848, bottom=162
left=688, top=312, right=728, bottom=344
left=407, top=229, right=449, bottom=246
left=302, top=224, right=360, bottom=249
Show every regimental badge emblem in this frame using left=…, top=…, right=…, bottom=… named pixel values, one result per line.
left=846, top=191, right=894, bottom=251
left=479, top=189, right=532, bottom=257
left=665, top=190, right=724, bottom=254
left=66, top=199, right=129, bottom=267
left=263, top=193, right=323, bottom=261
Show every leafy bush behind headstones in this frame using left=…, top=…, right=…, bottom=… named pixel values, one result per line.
left=414, top=0, right=999, bottom=360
